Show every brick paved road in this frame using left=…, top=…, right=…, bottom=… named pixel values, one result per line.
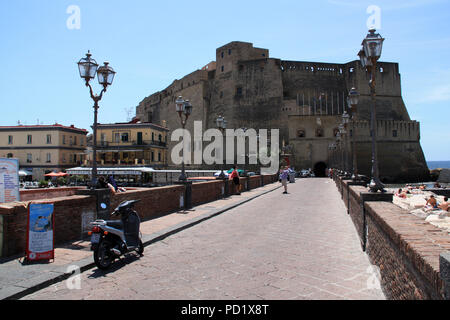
left=23, top=178, right=385, bottom=300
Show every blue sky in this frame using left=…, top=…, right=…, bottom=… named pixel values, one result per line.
left=0, top=0, right=449, bottom=161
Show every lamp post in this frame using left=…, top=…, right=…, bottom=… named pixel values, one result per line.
left=336, top=131, right=342, bottom=172
left=77, top=51, right=115, bottom=188
left=359, top=29, right=385, bottom=192
left=348, top=88, right=360, bottom=181
left=216, top=115, right=227, bottom=179
left=342, top=111, right=350, bottom=176
left=175, top=96, right=192, bottom=181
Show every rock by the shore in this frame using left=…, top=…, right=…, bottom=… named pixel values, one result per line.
left=389, top=188, right=450, bottom=233
left=438, top=168, right=450, bottom=183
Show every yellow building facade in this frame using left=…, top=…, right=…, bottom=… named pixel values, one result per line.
left=94, top=121, right=169, bottom=167
left=0, top=124, right=88, bottom=180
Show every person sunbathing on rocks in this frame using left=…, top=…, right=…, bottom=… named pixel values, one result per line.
left=424, top=195, right=438, bottom=212
left=438, top=197, right=449, bottom=212
left=396, top=188, right=407, bottom=198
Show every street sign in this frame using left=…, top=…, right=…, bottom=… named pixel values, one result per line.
left=0, top=158, right=20, bottom=203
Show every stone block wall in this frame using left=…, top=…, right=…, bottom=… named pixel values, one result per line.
left=19, top=187, right=84, bottom=202
left=1, top=174, right=277, bottom=258
left=333, top=173, right=450, bottom=299
left=0, top=195, right=96, bottom=258
left=191, top=180, right=224, bottom=206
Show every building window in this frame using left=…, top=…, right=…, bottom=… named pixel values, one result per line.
left=297, top=129, right=305, bottom=138
left=62, top=154, right=66, bottom=163
left=27, top=135, right=32, bottom=144
left=151, top=151, right=154, bottom=162
left=63, top=135, right=66, bottom=144
left=236, top=86, right=243, bottom=97
left=46, top=134, right=52, bottom=144
left=333, top=128, right=339, bottom=137
left=239, top=65, right=244, bottom=72
left=221, top=52, right=224, bottom=58
left=70, top=136, right=73, bottom=145
left=114, top=133, right=120, bottom=143
left=46, top=153, right=51, bottom=163
left=158, top=134, right=162, bottom=142
left=228, top=49, right=232, bottom=55
left=158, top=152, right=161, bottom=162
left=73, top=136, right=77, bottom=145
left=152, top=132, right=154, bottom=141
left=121, top=133, right=129, bottom=142
left=27, top=153, right=32, bottom=163
left=220, top=91, right=223, bottom=99
left=316, top=128, right=324, bottom=137
left=7, top=153, right=13, bottom=158
left=80, top=137, right=84, bottom=146
left=221, top=66, right=224, bottom=72
left=8, top=135, right=13, bottom=145
left=393, top=130, right=398, bottom=137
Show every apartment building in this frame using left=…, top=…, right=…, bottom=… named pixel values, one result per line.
left=93, top=120, right=169, bottom=168
left=0, top=123, right=88, bottom=180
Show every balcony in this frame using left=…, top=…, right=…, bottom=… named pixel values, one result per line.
left=98, top=139, right=167, bottom=148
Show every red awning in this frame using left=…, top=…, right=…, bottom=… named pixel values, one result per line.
left=45, top=171, right=68, bottom=177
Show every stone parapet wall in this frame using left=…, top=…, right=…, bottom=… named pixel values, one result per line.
left=0, top=174, right=277, bottom=258
left=19, top=187, right=85, bottom=202
left=333, top=173, right=450, bottom=299
left=0, top=195, right=96, bottom=258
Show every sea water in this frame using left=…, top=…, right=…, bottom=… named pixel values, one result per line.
left=427, top=161, right=450, bottom=170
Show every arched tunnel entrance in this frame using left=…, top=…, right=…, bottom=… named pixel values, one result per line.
left=313, top=162, right=327, bottom=177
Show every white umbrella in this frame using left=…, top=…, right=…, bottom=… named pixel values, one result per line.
left=19, top=169, right=32, bottom=177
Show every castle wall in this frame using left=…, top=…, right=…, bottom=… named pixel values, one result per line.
left=135, top=41, right=429, bottom=181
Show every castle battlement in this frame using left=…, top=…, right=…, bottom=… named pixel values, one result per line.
left=135, top=41, right=429, bottom=182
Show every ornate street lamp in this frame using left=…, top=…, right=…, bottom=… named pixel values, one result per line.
left=175, top=96, right=192, bottom=181
left=336, top=131, right=343, bottom=172
left=77, top=51, right=115, bottom=188
left=359, top=29, right=385, bottom=192
left=342, top=111, right=350, bottom=176
left=348, top=88, right=360, bottom=181
left=216, top=115, right=227, bottom=179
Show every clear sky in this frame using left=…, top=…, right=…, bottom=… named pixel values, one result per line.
left=0, top=0, right=449, bottom=161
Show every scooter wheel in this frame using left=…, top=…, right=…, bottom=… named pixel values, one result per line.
left=136, top=240, right=144, bottom=256
left=94, top=239, right=115, bottom=270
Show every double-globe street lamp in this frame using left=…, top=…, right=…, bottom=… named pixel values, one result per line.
left=77, top=51, right=116, bottom=188
left=175, top=96, right=193, bottom=182
left=216, top=115, right=227, bottom=180
left=358, top=28, right=385, bottom=192
left=347, top=87, right=360, bottom=181
left=341, top=111, right=350, bottom=176
left=335, top=131, right=343, bottom=171
left=175, top=96, right=193, bottom=210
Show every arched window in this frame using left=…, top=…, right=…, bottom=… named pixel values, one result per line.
left=316, top=128, right=324, bottom=137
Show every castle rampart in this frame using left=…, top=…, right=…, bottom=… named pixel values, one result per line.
left=135, top=41, right=429, bottom=182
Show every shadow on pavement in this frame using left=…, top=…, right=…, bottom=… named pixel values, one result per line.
left=87, top=253, right=143, bottom=279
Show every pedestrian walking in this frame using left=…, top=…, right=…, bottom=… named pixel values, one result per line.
left=229, top=165, right=241, bottom=195
left=279, top=166, right=289, bottom=194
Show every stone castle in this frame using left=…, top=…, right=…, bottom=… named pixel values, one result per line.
left=135, top=41, right=429, bottom=182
